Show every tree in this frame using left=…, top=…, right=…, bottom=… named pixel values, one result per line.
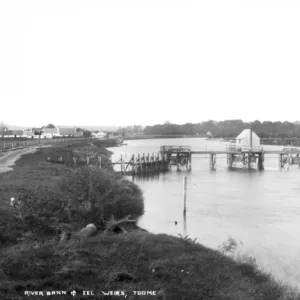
left=0, top=122, right=8, bottom=131
left=46, top=124, right=55, bottom=128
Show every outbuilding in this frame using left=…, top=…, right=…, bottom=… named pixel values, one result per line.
left=235, top=129, right=260, bottom=149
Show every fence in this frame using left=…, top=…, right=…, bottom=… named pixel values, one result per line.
left=160, top=145, right=191, bottom=153
left=0, top=137, right=87, bottom=152
left=226, top=144, right=264, bottom=152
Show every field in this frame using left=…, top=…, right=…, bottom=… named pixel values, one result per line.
left=0, top=139, right=299, bottom=300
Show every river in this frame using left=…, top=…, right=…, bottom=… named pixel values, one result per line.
left=107, top=138, right=300, bottom=289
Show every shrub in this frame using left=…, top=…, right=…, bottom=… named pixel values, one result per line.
left=92, top=139, right=119, bottom=148
left=11, top=186, right=71, bottom=238
left=59, top=166, right=144, bottom=226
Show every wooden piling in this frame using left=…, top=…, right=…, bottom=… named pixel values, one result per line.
left=98, top=156, right=102, bottom=169
left=248, top=152, right=251, bottom=169
left=132, top=154, right=135, bottom=175
left=177, top=154, right=180, bottom=172
left=121, top=155, right=123, bottom=174
left=183, top=176, right=187, bottom=214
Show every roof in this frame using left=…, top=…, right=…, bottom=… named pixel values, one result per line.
left=12, top=130, right=23, bottom=135
left=92, top=131, right=106, bottom=136
left=58, top=127, right=77, bottom=135
left=236, top=129, right=259, bottom=140
left=0, top=130, right=13, bottom=135
left=43, top=128, right=59, bottom=134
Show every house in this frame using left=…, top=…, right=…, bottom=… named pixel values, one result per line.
left=42, top=128, right=59, bottom=138
left=57, top=127, right=77, bottom=137
left=107, top=132, right=118, bottom=139
left=23, top=129, right=34, bottom=138
left=0, top=130, right=23, bottom=138
left=235, top=129, right=260, bottom=148
left=41, top=127, right=77, bottom=138
left=12, top=130, right=23, bottom=137
left=92, top=131, right=107, bottom=139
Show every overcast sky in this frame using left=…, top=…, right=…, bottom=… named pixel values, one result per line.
left=0, top=0, right=300, bottom=128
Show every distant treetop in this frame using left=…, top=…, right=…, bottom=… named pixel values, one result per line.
left=46, top=124, right=55, bottom=128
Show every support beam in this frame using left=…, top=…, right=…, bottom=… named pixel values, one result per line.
left=248, top=151, right=251, bottom=169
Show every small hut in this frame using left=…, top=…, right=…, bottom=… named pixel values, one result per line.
left=235, top=129, right=260, bottom=149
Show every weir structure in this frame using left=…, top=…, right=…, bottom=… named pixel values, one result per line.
left=112, top=152, right=170, bottom=176
left=113, top=146, right=300, bottom=175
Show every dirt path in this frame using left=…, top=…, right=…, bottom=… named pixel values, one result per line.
left=0, top=146, right=50, bottom=174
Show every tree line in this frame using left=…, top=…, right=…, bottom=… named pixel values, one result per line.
left=143, top=120, right=300, bottom=138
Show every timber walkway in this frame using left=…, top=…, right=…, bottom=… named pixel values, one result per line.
left=114, top=145, right=300, bottom=175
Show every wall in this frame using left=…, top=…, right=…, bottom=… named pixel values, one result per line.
left=237, top=133, right=260, bottom=147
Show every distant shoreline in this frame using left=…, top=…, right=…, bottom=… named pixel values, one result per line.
left=123, top=135, right=300, bottom=147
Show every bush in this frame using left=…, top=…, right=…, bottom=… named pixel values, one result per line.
left=12, top=186, right=71, bottom=237
left=59, top=166, right=144, bottom=226
left=92, top=139, right=119, bottom=148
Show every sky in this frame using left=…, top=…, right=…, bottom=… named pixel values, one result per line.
left=0, top=0, right=300, bottom=128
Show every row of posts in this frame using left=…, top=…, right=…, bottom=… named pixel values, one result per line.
left=0, top=138, right=72, bottom=152
left=72, top=155, right=102, bottom=168
left=120, top=153, right=170, bottom=175
left=227, top=152, right=264, bottom=170
left=0, top=141, right=27, bottom=150
left=279, top=153, right=300, bottom=169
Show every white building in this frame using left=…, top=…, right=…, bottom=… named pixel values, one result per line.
left=42, top=128, right=60, bottom=138
left=235, top=129, right=260, bottom=148
left=92, top=131, right=106, bottom=139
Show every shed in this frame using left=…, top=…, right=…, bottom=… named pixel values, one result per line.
left=235, top=129, right=260, bottom=148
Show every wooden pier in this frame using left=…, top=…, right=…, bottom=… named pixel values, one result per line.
left=112, top=152, right=170, bottom=176
left=113, top=145, right=300, bottom=175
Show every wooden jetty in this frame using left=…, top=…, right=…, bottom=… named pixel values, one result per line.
left=112, top=152, right=170, bottom=176
left=114, top=145, right=300, bottom=175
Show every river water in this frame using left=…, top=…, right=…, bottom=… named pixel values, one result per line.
left=107, top=138, right=300, bottom=288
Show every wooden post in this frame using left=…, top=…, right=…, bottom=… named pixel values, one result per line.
left=137, top=154, right=140, bottom=175
left=248, top=152, right=251, bottom=169
left=279, top=154, right=282, bottom=169
left=177, top=154, right=180, bottom=172
left=132, top=154, right=135, bottom=175
left=98, top=156, right=102, bottom=169
left=183, top=176, right=187, bottom=215
left=86, top=156, right=89, bottom=165
left=121, top=155, right=123, bottom=174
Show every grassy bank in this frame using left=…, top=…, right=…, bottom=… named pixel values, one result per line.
left=0, top=140, right=299, bottom=300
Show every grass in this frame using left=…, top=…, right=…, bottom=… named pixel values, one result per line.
left=0, top=139, right=299, bottom=300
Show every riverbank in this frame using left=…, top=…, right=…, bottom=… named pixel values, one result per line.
left=0, top=139, right=299, bottom=299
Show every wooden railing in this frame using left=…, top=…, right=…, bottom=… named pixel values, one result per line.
left=160, top=145, right=191, bottom=152
left=226, top=144, right=264, bottom=152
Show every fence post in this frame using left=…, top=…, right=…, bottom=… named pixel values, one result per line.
left=98, top=156, right=102, bottom=169
left=183, top=176, right=187, bottom=214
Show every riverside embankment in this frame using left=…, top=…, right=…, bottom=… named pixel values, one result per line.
left=0, top=139, right=299, bottom=300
